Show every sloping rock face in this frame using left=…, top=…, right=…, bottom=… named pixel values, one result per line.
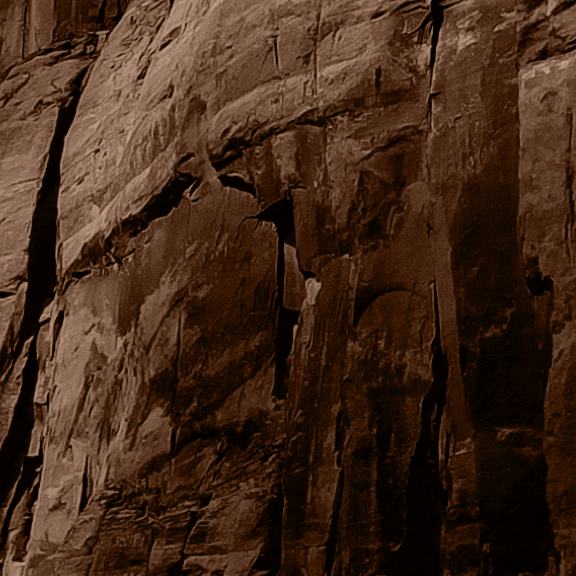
left=0, top=0, right=575, bottom=575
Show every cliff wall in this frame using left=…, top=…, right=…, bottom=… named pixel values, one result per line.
left=0, top=1, right=574, bottom=575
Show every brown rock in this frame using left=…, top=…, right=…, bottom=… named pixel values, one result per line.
left=1, top=0, right=576, bottom=575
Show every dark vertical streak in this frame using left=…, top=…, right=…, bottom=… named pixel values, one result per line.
left=254, top=200, right=299, bottom=400
left=313, top=0, right=323, bottom=96
left=381, top=282, right=448, bottom=576
left=250, top=483, right=285, bottom=575
left=21, top=0, right=29, bottom=60
left=0, top=66, right=88, bottom=558
left=97, top=0, right=109, bottom=24
left=427, top=0, right=445, bottom=124
left=272, top=35, right=280, bottom=72
left=166, top=508, right=202, bottom=576
left=324, top=470, right=344, bottom=576
left=566, top=108, right=574, bottom=257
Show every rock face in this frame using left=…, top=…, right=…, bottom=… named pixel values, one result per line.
left=0, top=0, right=575, bottom=574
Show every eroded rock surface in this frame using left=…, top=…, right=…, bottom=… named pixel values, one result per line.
left=0, top=0, right=575, bottom=575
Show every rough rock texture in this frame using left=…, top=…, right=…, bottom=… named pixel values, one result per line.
left=0, top=0, right=575, bottom=575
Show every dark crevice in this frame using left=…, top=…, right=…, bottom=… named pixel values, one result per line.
left=0, top=337, right=40, bottom=541
left=273, top=308, right=299, bottom=399
left=97, top=0, right=110, bottom=24
left=381, top=282, right=448, bottom=576
left=524, top=246, right=553, bottom=298
left=0, top=449, right=42, bottom=563
left=103, top=173, right=200, bottom=255
left=21, top=0, right=29, bottom=60
left=78, top=457, right=92, bottom=514
left=551, top=0, right=576, bottom=16
left=0, top=292, right=16, bottom=299
left=324, top=470, right=344, bottom=576
left=218, top=173, right=257, bottom=197
left=166, top=501, right=209, bottom=576
left=3, top=66, right=88, bottom=371
left=78, top=467, right=89, bottom=513
left=0, top=63, right=87, bottom=555
left=375, top=66, right=382, bottom=97
left=211, top=151, right=244, bottom=173
left=301, top=269, right=316, bottom=280
left=211, top=140, right=251, bottom=171
left=353, top=294, right=380, bottom=326
left=97, top=0, right=125, bottom=28
left=566, top=108, right=575, bottom=255
left=52, top=310, right=64, bottom=356
left=61, top=269, right=91, bottom=294
left=116, top=0, right=126, bottom=25
left=371, top=8, right=387, bottom=21
left=525, top=270, right=554, bottom=297
left=253, top=200, right=298, bottom=399
left=250, top=483, right=284, bottom=575
left=10, top=454, right=41, bottom=563
left=327, top=362, right=346, bottom=576
left=70, top=269, right=92, bottom=281
left=66, top=173, right=201, bottom=283
left=334, top=404, right=349, bottom=468
left=411, top=0, right=445, bottom=122
left=429, top=0, right=445, bottom=63
left=254, top=200, right=295, bottom=239
left=176, top=152, right=196, bottom=168
left=272, top=35, right=280, bottom=71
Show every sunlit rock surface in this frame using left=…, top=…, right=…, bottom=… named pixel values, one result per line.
left=0, top=0, right=574, bottom=575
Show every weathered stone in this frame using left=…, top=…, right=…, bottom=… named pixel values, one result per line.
left=2, top=0, right=576, bottom=575
left=0, top=0, right=127, bottom=75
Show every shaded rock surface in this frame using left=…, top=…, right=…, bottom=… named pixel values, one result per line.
left=0, top=0, right=575, bottom=575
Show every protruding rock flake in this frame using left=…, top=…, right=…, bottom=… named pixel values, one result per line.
left=0, top=0, right=574, bottom=575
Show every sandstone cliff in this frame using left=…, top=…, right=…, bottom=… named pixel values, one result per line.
left=0, top=0, right=573, bottom=575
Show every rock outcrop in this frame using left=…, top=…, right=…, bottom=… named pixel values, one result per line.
left=0, top=0, right=574, bottom=575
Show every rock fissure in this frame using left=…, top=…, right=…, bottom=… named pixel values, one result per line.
left=0, top=58, right=89, bottom=565
left=217, top=173, right=256, bottom=197
left=63, top=172, right=201, bottom=287
left=97, top=0, right=111, bottom=24
left=0, top=448, right=42, bottom=565
left=426, top=0, right=445, bottom=121
left=21, top=0, right=29, bottom=60
left=0, top=65, right=88, bottom=375
left=210, top=106, right=378, bottom=171
left=381, top=282, right=448, bottom=576
left=0, top=336, right=40, bottom=548
left=166, top=503, right=206, bottom=576
left=324, top=468, right=344, bottom=576
left=312, top=0, right=323, bottom=97
left=250, top=483, right=284, bottom=576
left=566, top=108, right=575, bottom=255
left=251, top=199, right=299, bottom=400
